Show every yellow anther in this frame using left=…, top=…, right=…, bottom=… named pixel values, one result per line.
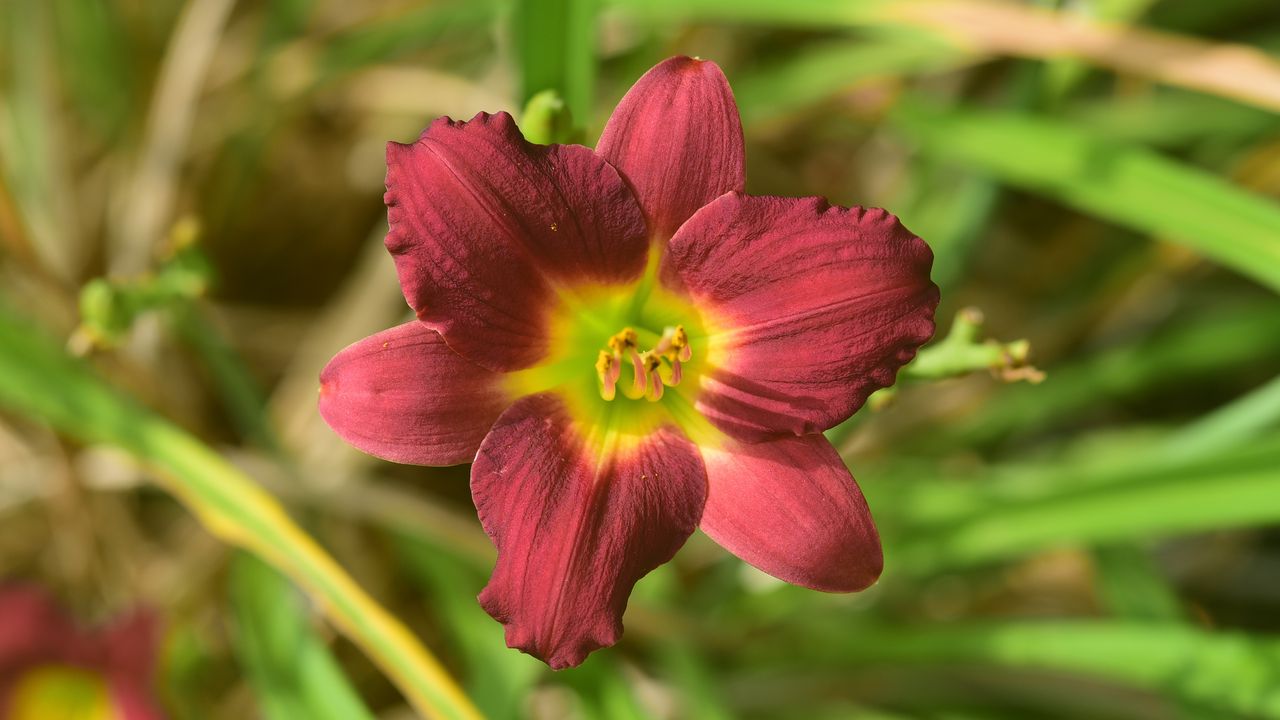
left=594, top=351, right=618, bottom=401
left=654, top=325, right=691, bottom=363
left=673, top=326, right=692, bottom=362
left=595, top=350, right=613, bottom=377
left=607, top=328, right=638, bottom=355
left=670, top=325, right=688, bottom=350
left=639, top=350, right=663, bottom=402
left=595, top=351, right=618, bottom=401
left=639, top=351, right=665, bottom=402
left=596, top=327, right=692, bottom=401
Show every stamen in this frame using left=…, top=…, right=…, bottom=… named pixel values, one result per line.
left=673, top=326, right=692, bottom=362
left=608, top=328, right=638, bottom=355
left=654, top=329, right=674, bottom=354
left=647, top=371, right=664, bottom=401
left=630, top=350, right=647, bottom=396
left=595, top=351, right=617, bottom=401
left=607, top=354, right=622, bottom=385
left=595, top=326, right=693, bottom=401
left=671, top=325, right=688, bottom=347
left=653, top=325, right=692, bottom=363
left=639, top=351, right=664, bottom=402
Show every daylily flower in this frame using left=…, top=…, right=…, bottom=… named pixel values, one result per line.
left=319, top=56, right=938, bottom=668
left=0, top=585, right=163, bottom=719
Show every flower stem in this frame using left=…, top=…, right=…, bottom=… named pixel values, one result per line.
left=903, top=307, right=1044, bottom=383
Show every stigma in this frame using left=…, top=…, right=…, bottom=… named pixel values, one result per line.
left=595, top=326, right=692, bottom=402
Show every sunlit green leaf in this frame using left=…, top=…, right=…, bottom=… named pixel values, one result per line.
left=230, top=554, right=375, bottom=720
left=875, top=436, right=1280, bottom=573
left=891, top=102, right=1280, bottom=292
left=513, top=0, right=598, bottom=129
left=1091, top=545, right=1184, bottom=622
left=393, top=533, right=543, bottom=720
left=798, top=622, right=1280, bottom=719
left=732, top=31, right=963, bottom=126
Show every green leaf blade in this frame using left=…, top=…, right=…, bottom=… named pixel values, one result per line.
left=892, top=102, right=1280, bottom=292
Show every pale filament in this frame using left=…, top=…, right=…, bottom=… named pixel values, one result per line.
left=596, top=325, right=691, bottom=403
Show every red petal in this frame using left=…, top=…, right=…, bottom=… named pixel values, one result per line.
left=319, top=322, right=510, bottom=465
left=699, top=434, right=882, bottom=592
left=386, top=112, right=648, bottom=372
left=101, top=610, right=158, bottom=685
left=597, top=56, right=745, bottom=242
left=663, top=194, right=938, bottom=441
left=0, top=586, right=71, bottom=666
left=109, top=681, right=165, bottom=720
left=472, top=394, right=706, bottom=668
left=102, top=611, right=163, bottom=720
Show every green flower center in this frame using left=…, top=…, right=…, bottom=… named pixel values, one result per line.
left=506, top=255, right=721, bottom=447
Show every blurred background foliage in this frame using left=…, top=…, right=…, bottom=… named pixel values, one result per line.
left=2, top=0, right=1280, bottom=718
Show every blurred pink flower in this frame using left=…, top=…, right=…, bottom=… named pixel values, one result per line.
left=0, top=585, right=163, bottom=719
left=320, top=56, right=938, bottom=668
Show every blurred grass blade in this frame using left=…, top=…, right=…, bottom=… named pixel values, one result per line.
left=808, top=622, right=1280, bottom=719
left=1149, top=0, right=1261, bottom=35
left=885, top=0, right=1280, bottom=113
left=880, top=437, right=1280, bottom=573
left=613, top=0, right=1280, bottom=112
left=1039, top=0, right=1160, bottom=102
left=161, top=621, right=220, bottom=720
left=1, top=0, right=80, bottom=280
left=894, top=165, right=998, bottom=291
left=51, top=0, right=134, bottom=142
left=892, top=101, right=1280, bottom=292
left=258, top=0, right=313, bottom=52
left=394, top=532, right=543, bottom=720
left=633, top=566, right=734, bottom=720
left=0, top=305, right=482, bottom=720
left=608, top=0, right=886, bottom=26
left=114, top=0, right=236, bottom=275
left=230, top=553, right=376, bottom=720
left=513, top=0, right=597, bottom=129
left=559, top=657, right=651, bottom=720
left=732, top=31, right=964, bottom=126
left=172, top=302, right=280, bottom=452
left=657, top=644, right=734, bottom=720
left=316, top=1, right=499, bottom=82
left=1163, top=374, right=1280, bottom=460
left=1064, top=91, right=1279, bottom=150
left=1091, top=545, right=1184, bottom=622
